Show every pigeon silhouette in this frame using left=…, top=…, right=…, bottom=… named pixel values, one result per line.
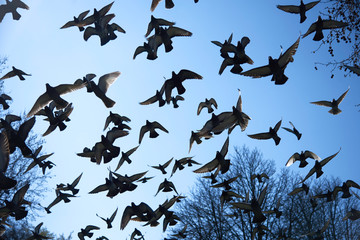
left=60, top=10, right=91, bottom=31
left=241, top=37, right=300, bottom=85
left=139, top=120, right=168, bottom=144
left=277, top=0, right=320, bottom=23
left=248, top=120, right=282, bottom=145
left=282, top=121, right=302, bottom=140
left=0, top=0, right=29, bottom=23
left=310, top=87, right=349, bottom=115
left=96, top=208, right=118, bottom=229
left=0, top=66, right=31, bottom=81
left=303, top=16, right=348, bottom=41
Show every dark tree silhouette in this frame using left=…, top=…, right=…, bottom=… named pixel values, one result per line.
left=315, top=0, right=360, bottom=75
left=167, top=145, right=360, bottom=239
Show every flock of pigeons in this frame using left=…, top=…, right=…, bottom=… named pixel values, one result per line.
left=0, top=0, right=359, bottom=239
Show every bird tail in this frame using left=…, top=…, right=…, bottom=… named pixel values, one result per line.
left=329, top=108, right=341, bottom=115
left=58, top=122, right=67, bottom=131
left=165, top=0, right=175, bottom=9
left=102, top=96, right=116, bottom=108
left=149, top=130, right=159, bottom=138
left=299, top=160, right=308, bottom=168
left=274, top=136, right=281, bottom=146
left=252, top=213, right=267, bottom=224
left=313, top=31, right=324, bottom=41
left=230, top=64, right=243, bottom=74
left=12, top=11, right=21, bottom=20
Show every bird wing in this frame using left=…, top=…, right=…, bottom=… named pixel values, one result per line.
left=258, top=185, right=268, bottom=206
left=220, top=136, right=230, bottom=157
left=133, top=45, right=147, bottom=60
left=305, top=1, right=320, bottom=11
left=320, top=148, right=341, bottom=167
left=286, top=152, right=300, bottom=167
left=156, top=181, right=165, bottom=196
left=322, top=20, right=349, bottom=30
left=71, top=173, right=83, bottom=188
left=27, top=92, right=52, bottom=117
left=211, top=40, right=223, bottom=47
left=89, top=183, right=109, bottom=194
left=197, top=102, right=207, bottom=115
left=177, top=69, right=203, bottom=81
left=304, top=150, right=321, bottom=161
left=336, top=88, right=349, bottom=105
left=282, top=127, right=294, bottom=134
left=248, top=132, right=272, bottom=140
left=241, top=65, right=272, bottom=78
left=162, top=157, right=173, bottom=168
left=310, top=100, right=333, bottom=107
left=230, top=202, right=253, bottom=211
left=346, top=180, right=360, bottom=189
left=209, top=98, right=218, bottom=109
left=139, top=124, right=149, bottom=144
left=150, top=0, right=161, bottom=11
left=302, top=22, right=317, bottom=38
left=109, top=23, right=126, bottom=33
left=109, top=208, right=118, bottom=222
left=0, top=70, right=16, bottom=80
left=12, top=0, right=29, bottom=10
left=166, top=26, right=192, bottom=38
left=152, top=121, right=169, bottom=133
left=278, top=37, right=300, bottom=67
left=98, top=71, right=121, bottom=94
left=193, top=159, right=219, bottom=173
left=273, top=119, right=282, bottom=132
left=85, top=225, right=100, bottom=231
left=276, top=5, right=300, bottom=14
left=288, top=187, right=304, bottom=196
left=344, top=65, right=360, bottom=76
left=55, top=82, right=86, bottom=95
left=129, top=171, right=148, bottom=182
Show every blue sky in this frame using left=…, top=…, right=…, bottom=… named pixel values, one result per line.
left=1, top=0, right=359, bottom=239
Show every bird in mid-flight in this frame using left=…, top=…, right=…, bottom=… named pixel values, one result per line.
left=241, top=37, right=300, bottom=85
left=310, top=87, right=349, bottom=115
left=0, top=0, right=29, bottom=23
left=0, top=66, right=31, bottom=81
left=276, top=0, right=320, bottom=23
left=248, top=120, right=282, bottom=145
left=302, top=16, right=348, bottom=41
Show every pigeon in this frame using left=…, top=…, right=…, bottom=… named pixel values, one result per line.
left=197, top=98, right=218, bottom=115
left=120, top=202, right=155, bottom=230
left=83, top=14, right=117, bottom=46
left=0, top=0, right=29, bottom=23
left=56, top=172, right=83, bottom=195
left=211, top=33, right=234, bottom=59
left=194, top=136, right=230, bottom=174
left=115, top=145, right=139, bottom=171
left=27, top=82, right=86, bottom=117
left=170, top=95, right=184, bottom=108
left=211, top=175, right=240, bottom=190
left=333, top=180, right=360, bottom=198
left=248, top=120, right=282, bottom=145
left=130, top=228, right=145, bottom=240
left=310, top=87, right=349, bottom=115
left=0, top=184, right=30, bottom=220
left=160, top=69, right=202, bottom=103
left=24, top=145, right=54, bottom=174
left=75, top=71, right=120, bottom=108
left=41, top=102, right=74, bottom=136
left=230, top=185, right=268, bottom=223
left=138, top=120, right=168, bottom=144
left=96, top=208, right=118, bottom=229
left=286, top=150, right=321, bottom=168
left=171, top=224, right=188, bottom=239
left=0, top=116, right=35, bottom=157
left=288, top=183, right=310, bottom=195
left=0, top=66, right=31, bottom=81
left=133, top=42, right=159, bottom=60
left=241, top=37, right=300, bottom=85
left=282, top=121, right=302, bottom=140
left=150, top=158, right=173, bottom=174
left=303, top=16, right=349, bottom=41
left=277, top=0, right=320, bottom=23
left=155, top=178, right=178, bottom=196
left=60, top=10, right=91, bottom=31
left=343, top=208, right=360, bottom=221
left=103, top=111, right=130, bottom=131
left=250, top=173, right=269, bottom=183
left=0, top=94, right=12, bottom=110
left=82, top=1, right=114, bottom=26
left=26, top=222, right=51, bottom=240
left=44, top=190, right=76, bottom=214
left=78, top=225, right=100, bottom=240
left=301, top=219, right=330, bottom=238
left=301, top=148, right=341, bottom=183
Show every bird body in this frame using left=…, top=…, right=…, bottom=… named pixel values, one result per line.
left=0, top=66, right=31, bottom=81
left=0, top=0, right=29, bottom=22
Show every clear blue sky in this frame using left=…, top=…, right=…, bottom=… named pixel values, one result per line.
left=0, top=0, right=359, bottom=239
